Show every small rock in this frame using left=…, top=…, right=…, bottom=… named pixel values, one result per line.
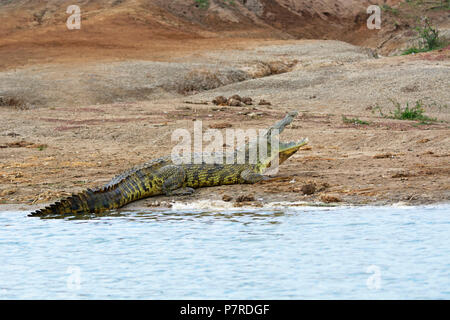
left=258, top=99, right=271, bottom=106
left=401, top=84, right=419, bottom=93
left=209, top=123, right=232, bottom=129
left=373, top=153, right=393, bottom=159
left=236, top=194, right=255, bottom=202
left=222, top=195, right=233, bottom=202
left=391, top=172, right=410, bottom=178
left=230, top=94, right=242, bottom=101
left=212, top=96, right=227, bottom=105
left=241, top=97, right=253, bottom=105
left=320, top=194, right=341, bottom=203
left=317, top=182, right=330, bottom=192
left=301, top=184, right=316, bottom=195
left=227, top=98, right=242, bottom=107
left=0, top=189, right=17, bottom=196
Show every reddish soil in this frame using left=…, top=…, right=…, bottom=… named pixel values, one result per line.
left=1, top=0, right=448, bottom=70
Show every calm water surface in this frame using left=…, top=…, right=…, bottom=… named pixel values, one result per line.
left=0, top=205, right=449, bottom=299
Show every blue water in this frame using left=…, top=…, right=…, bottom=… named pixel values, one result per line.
left=0, top=205, right=449, bottom=299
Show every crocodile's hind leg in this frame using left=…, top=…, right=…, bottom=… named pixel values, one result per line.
left=240, top=169, right=270, bottom=184
left=157, top=165, right=195, bottom=196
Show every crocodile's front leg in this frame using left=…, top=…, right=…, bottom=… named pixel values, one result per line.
left=157, top=165, right=194, bottom=196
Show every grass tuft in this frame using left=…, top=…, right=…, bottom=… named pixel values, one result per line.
left=375, top=100, right=436, bottom=123
left=390, top=101, right=435, bottom=122
left=194, top=0, right=209, bottom=9
left=381, top=4, right=400, bottom=15
left=402, top=17, right=448, bottom=55
left=342, top=116, right=370, bottom=125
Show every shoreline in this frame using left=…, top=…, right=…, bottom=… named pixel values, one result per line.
left=2, top=200, right=450, bottom=215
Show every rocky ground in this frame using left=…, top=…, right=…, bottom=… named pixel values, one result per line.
left=0, top=1, right=449, bottom=211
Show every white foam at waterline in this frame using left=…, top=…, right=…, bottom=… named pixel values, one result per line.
left=170, top=200, right=343, bottom=211
left=391, top=201, right=415, bottom=208
left=169, top=201, right=450, bottom=213
left=171, top=200, right=235, bottom=211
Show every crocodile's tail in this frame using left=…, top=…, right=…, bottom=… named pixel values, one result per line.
left=28, top=169, right=158, bottom=217
left=28, top=188, right=118, bottom=217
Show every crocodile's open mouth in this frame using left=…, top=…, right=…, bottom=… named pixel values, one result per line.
left=278, top=139, right=308, bottom=165
left=263, top=138, right=308, bottom=169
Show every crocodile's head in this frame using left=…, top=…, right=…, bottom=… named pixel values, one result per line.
left=237, top=110, right=307, bottom=173
left=258, top=138, right=308, bottom=172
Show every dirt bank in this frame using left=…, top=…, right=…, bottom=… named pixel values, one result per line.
left=1, top=0, right=449, bottom=72
left=0, top=39, right=448, bottom=210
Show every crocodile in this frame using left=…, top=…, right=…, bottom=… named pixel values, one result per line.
left=29, top=111, right=307, bottom=217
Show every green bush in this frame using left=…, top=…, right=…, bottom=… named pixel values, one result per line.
left=388, top=100, right=436, bottom=122
left=402, top=18, right=446, bottom=55
left=417, top=18, right=440, bottom=50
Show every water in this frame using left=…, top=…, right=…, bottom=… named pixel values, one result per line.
left=0, top=204, right=449, bottom=299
